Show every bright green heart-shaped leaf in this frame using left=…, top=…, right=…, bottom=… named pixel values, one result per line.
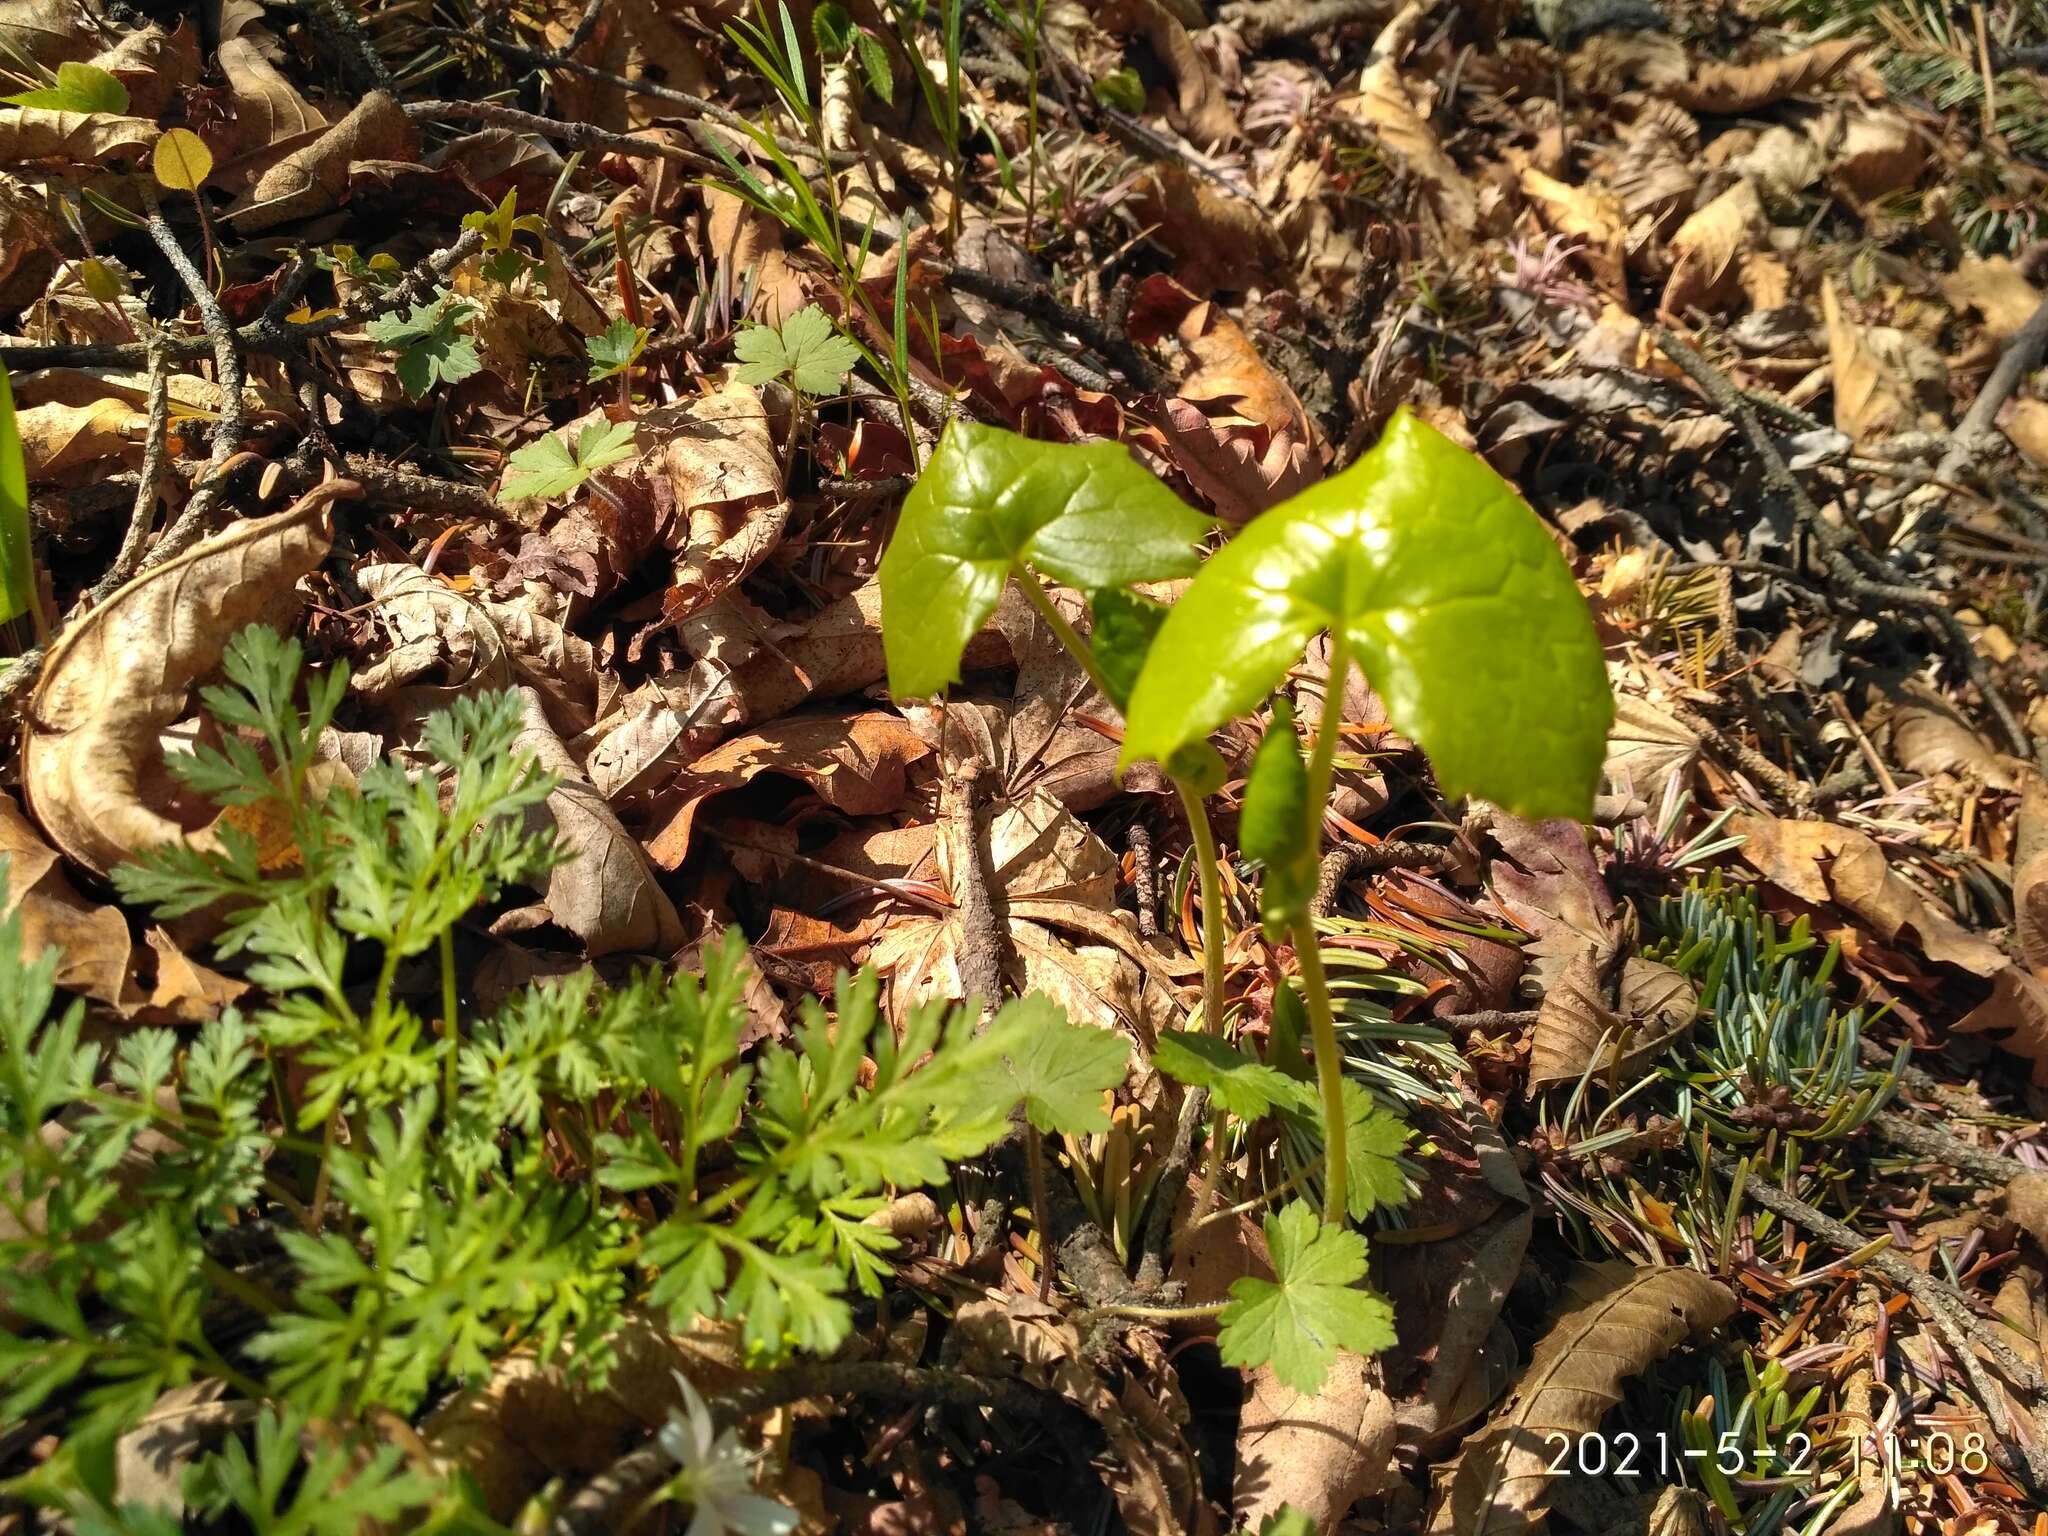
left=1120, top=407, right=1611, bottom=821
left=0, top=366, right=31, bottom=626
left=881, top=421, right=1212, bottom=699
left=1217, top=1200, right=1396, bottom=1392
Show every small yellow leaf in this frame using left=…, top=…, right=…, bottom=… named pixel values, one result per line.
left=152, top=127, right=213, bottom=192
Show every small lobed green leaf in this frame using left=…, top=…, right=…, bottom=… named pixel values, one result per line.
left=977, top=993, right=1130, bottom=1135
left=1154, top=1030, right=1312, bottom=1119
left=1120, top=407, right=1612, bottom=821
left=880, top=420, right=1213, bottom=698
left=1217, top=1201, right=1396, bottom=1393
left=586, top=315, right=649, bottom=381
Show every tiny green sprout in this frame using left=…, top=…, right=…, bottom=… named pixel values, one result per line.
left=587, top=315, right=650, bottom=385
left=463, top=188, right=546, bottom=283
left=1093, top=68, right=1145, bottom=114
left=363, top=290, right=483, bottom=399
left=3, top=61, right=128, bottom=114
left=733, top=304, right=862, bottom=397
left=498, top=418, right=638, bottom=507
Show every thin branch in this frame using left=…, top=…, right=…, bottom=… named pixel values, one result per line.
left=403, top=100, right=721, bottom=175
left=95, top=338, right=170, bottom=602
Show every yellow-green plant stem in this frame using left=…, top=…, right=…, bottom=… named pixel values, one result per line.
left=1298, top=631, right=1352, bottom=1224
left=1021, top=576, right=1229, bottom=1038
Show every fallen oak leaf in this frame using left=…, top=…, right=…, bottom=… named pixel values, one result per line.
left=1427, top=1264, right=1735, bottom=1535
left=24, top=481, right=349, bottom=875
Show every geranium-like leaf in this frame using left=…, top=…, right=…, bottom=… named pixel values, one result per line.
left=1154, top=1029, right=1311, bottom=1119
left=976, top=993, right=1130, bottom=1135
left=1217, top=1200, right=1396, bottom=1393
left=1120, top=407, right=1610, bottom=821
left=881, top=421, right=1213, bottom=699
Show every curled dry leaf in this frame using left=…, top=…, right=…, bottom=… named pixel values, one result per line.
left=1128, top=165, right=1287, bottom=295
left=16, top=396, right=147, bottom=478
left=1889, top=697, right=2019, bottom=790
left=1665, top=37, right=1865, bottom=115
left=0, top=107, right=157, bottom=166
left=1526, top=951, right=1695, bottom=1095
left=1519, top=168, right=1627, bottom=294
left=1427, top=1264, right=1735, bottom=1535
left=1730, top=813, right=2006, bottom=976
left=1659, top=178, right=1762, bottom=315
left=952, top=1299, right=1213, bottom=1536
left=1235, top=1353, right=1398, bottom=1532
left=1826, top=110, right=1924, bottom=202
left=500, top=687, right=684, bottom=957
left=1096, top=0, right=1237, bottom=149
left=227, top=89, right=417, bottom=231
left=1821, top=275, right=1917, bottom=442
left=216, top=34, right=328, bottom=171
left=1602, top=694, right=1700, bottom=794
left=0, top=789, right=135, bottom=1007
left=24, top=483, right=346, bottom=875
left=1943, top=254, right=2046, bottom=343
left=657, top=379, right=788, bottom=620
left=1343, top=1, right=1478, bottom=237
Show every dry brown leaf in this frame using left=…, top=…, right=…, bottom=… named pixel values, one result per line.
left=1659, top=178, right=1761, bottom=315
left=1527, top=951, right=1693, bottom=1095
left=227, top=90, right=417, bottom=232
left=1827, top=111, right=1924, bottom=201
left=645, top=712, right=931, bottom=868
left=216, top=34, right=328, bottom=170
left=114, top=1381, right=247, bottom=1515
left=15, top=397, right=146, bottom=478
left=1730, top=813, right=2005, bottom=975
left=1428, top=1264, right=1735, bottom=1535
left=1666, top=37, right=1865, bottom=115
left=0, top=106, right=157, bottom=165
left=659, top=381, right=788, bottom=619
left=24, top=483, right=344, bottom=875
left=1152, top=396, right=1316, bottom=526
left=499, top=688, right=683, bottom=957
left=2016, top=850, right=2048, bottom=975
left=89, top=21, right=198, bottom=121
left=1943, top=254, right=2045, bottom=342
left=1343, top=1, right=1478, bottom=236
left=0, top=0, right=101, bottom=66
left=1172, top=297, right=1313, bottom=443
left=2006, top=398, right=2048, bottom=468
left=1519, top=168, right=1627, bottom=293
left=2005, top=1172, right=2048, bottom=1251
left=1821, top=276, right=1915, bottom=442
left=0, top=789, right=136, bottom=1008
left=1235, top=1353, right=1398, bottom=1531
left=1602, top=694, right=1700, bottom=795
left=953, top=1299, right=1213, bottom=1536
left=1128, top=165, right=1287, bottom=295
left=142, top=926, right=248, bottom=1022
left=1096, top=0, right=1237, bottom=149
left=1890, top=698, right=2019, bottom=790
left=1487, top=816, right=1619, bottom=988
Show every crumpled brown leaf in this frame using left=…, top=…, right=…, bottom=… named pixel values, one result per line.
left=1427, top=1264, right=1735, bottom=1535
left=1342, top=1, right=1478, bottom=237
left=658, top=379, right=788, bottom=620
left=1236, top=1354, right=1398, bottom=1531
left=1660, top=178, right=1762, bottom=315
left=216, top=33, right=328, bottom=172
left=1526, top=952, right=1696, bottom=1095
left=1943, top=254, right=2046, bottom=343
left=227, top=89, right=417, bottom=231
left=1731, top=813, right=2005, bottom=975
left=1956, top=850, right=2048, bottom=1084
left=17, top=397, right=148, bottom=478
left=645, top=711, right=932, bottom=869
left=0, top=107, right=157, bottom=166
left=952, top=1298, right=1214, bottom=1536
left=25, top=483, right=345, bottom=875
left=1127, top=165, right=1286, bottom=295
left=1665, top=37, right=1865, bottom=115
left=1821, top=275, right=1917, bottom=442
left=0, top=789, right=135, bottom=1007
left=1889, top=696, right=2020, bottom=790
left=1096, top=0, right=1237, bottom=149
left=1487, top=815, right=1619, bottom=987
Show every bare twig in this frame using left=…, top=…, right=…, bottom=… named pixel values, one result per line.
left=95, top=339, right=171, bottom=602
left=1871, top=1110, right=2032, bottom=1186
left=1312, top=839, right=1446, bottom=916
left=404, top=100, right=722, bottom=174
left=925, top=260, right=1165, bottom=392
left=140, top=192, right=247, bottom=570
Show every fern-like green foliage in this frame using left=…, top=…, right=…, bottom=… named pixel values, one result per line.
left=2, top=625, right=1129, bottom=1526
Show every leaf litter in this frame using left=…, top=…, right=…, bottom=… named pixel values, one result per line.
left=4, top=0, right=2048, bottom=1532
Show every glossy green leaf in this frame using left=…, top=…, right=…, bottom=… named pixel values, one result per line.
left=1120, top=407, right=1611, bottom=821
left=1154, top=1029, right=1311, bottom=1119
left=1087, top=587, right=1166, bottom=711
left=4, top=61, right=128, bottom=114
left=975, top=993, right=1130, bottom=1135
left=0, top=366, right=33, bottom=626
left=1239, top=701, right=1315, bottom=938
left=881, top=421, right=1212, bottom=698
left=1217, top=1201, right=1396, bottom=1393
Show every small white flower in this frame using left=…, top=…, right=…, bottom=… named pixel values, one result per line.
left=658, top=1374, right=800, bottom=1536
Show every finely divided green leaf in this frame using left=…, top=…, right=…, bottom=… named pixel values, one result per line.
left=880, top=420, right=1212, bottom=698
left=1120, top=407, right=1611, bottom=821
left=1217, top=1201, right=1396, bottom=1393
